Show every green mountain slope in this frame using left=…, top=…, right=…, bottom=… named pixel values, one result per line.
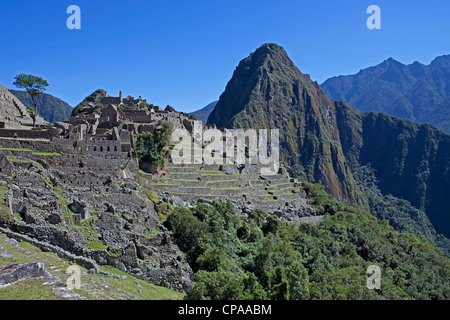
left=165, top=190, right=450, bottom=300
left=321, top=55, right=450, bottom=134
left=335, top=101, right=450, bottom=246
left=336, top=102, right=450, bottom=238
left=207, top=43, right=450, bottom=250
left=10, top=90, right=73, bottom=123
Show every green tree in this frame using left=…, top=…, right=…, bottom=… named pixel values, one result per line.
left=136, top=120, right=173, bottom=168
left=13, top=73, right=49, bottom=127
left=164, top=194, right=450, bottom=300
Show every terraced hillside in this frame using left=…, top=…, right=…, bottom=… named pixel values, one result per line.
left=142, top=142, right=317, bottom=223
left=0, top=84, right=46, bottom=127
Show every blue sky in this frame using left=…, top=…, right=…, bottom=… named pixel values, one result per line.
left=0, top=0, right=449, bottom=113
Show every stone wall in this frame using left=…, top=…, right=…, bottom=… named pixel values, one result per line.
left=76, top=139, right=122, bottom=155
left=122, top=110, right=154, bottom=123
left=0, top=138, right=58, bottom=154
left=0, top=127, right=62, bottom=140
left=100, top=97, right=121, bottom=105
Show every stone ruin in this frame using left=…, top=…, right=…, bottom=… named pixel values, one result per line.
left=0, top=84, right=46, bottom=129
left=0, top=91, right=320, bottom=293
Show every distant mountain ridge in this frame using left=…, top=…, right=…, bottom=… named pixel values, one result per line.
left=190, top=101, right=218, bottom=123
left=207, top=43, right=450, bottom=252
left=10, top=89, right=73, bottom=123
left=321, top=55, right=450, bottom=133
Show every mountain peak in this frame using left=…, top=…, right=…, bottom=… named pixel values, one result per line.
left=381, top=57, right=405, bottom=67
left=430, top=54, right=450, bottom=68
left=240, top=43, right=296, bottom=72
left=207, top=44, right=355, bottom=203
left=208, top=43, right=314, bottom=128
left=254, top=43, right=287, bottom=55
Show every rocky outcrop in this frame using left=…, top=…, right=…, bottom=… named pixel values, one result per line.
left=0, top=156, right=194, bottom=292
left=0, top=262, right=51, bottom=288
left=0, top=226, right=98, bottom=272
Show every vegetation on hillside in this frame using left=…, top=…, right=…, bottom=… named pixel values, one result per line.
left=165, top=183, right=450, bottom=300
left=135, top=120, right=174, bottom=168
left=353, top=165, right=450, bottom=256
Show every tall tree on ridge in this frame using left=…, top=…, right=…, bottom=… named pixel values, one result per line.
left=13, top=73, right=49, bottom=127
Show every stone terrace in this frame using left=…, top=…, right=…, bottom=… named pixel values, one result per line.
left=143, top=146, right=308, bottom=214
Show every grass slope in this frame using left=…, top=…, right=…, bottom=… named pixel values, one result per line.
left=0, top=234, right=184, bottom=300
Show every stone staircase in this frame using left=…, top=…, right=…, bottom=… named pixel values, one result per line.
left=0, top=84, right=46, bottom=125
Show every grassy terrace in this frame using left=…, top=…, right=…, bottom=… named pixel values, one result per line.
left=268, top=186, right=297, bottom=192
left=263, top=177, right=290, bottom=182
left=0, top=147, right=32, bottom=152
left=150, top=183, right=175, bottom=186
left=166, top=166, right=200, bottom=169
left=6, top=156, right=43, bottom=167
left=199, top=173, right=244, bottom=176
left=0, top=147, right=61, bottom=156
left=179, top=186, right=209, bottom=189
left=256, top=193, right=279, bottom=197
left=265, top=182, right=293, bottom=188
left=166, top=192, right=217, bottom=197
left=170, top=172, right=198, bottom=175
left=210, top=186, right=243, bottom=190
left=205, top=179, right=240, bottom=183
left=143, top=189, right=159, bottom=203
left=31, top=152, right=62, bottom=156
left=257, top=190, right=296, bottom=197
